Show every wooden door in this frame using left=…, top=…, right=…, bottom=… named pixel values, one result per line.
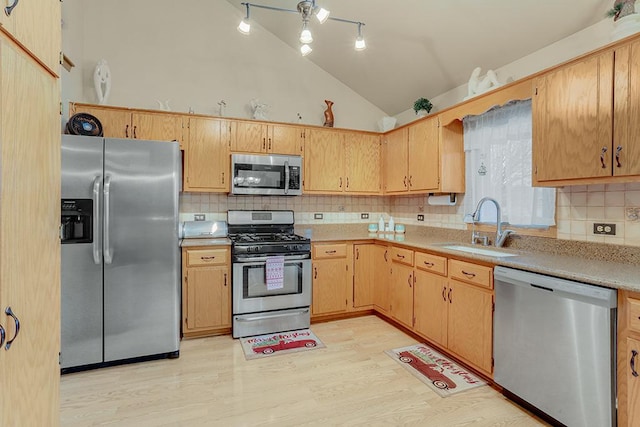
left=373, top=245, right=391, bottom=313
left=132, top=111, right=183, bottom=143
left=185, top=267, right=230, bottom=331
left=270, top=124, right=303, bottom=155
left=2, top=0, right=61, bottom=74
left=626, top=336, right=640, bottom=426
left=234, top=121, right=266, bottom=153
left=533, top=51, right=614, bottom=183
left=0, top=39, right=60, bottom=426
left=345, top=133, right=381, bottom=194
left=304, top=128, right=344, bottom=192
left=408, top=117, right=439, bottom=192
left=70, top=104, right=132, bottom=139
left=185, top=117, right=229, bottom=192
left=447, top=280, right=493, bottom=375
left=383, top=128, right=408, bottom=193
left=353, top=244, right=375, bottom=308
left=312, top=259, right=348, bottom=315
left=390, top=263, right=414, bottom=329
left=413, top=270, right=448, bottom=348
left=613, top=39, right=640, bottom=177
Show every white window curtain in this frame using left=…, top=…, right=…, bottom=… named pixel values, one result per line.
left=463, top=100, right=555, bottom=227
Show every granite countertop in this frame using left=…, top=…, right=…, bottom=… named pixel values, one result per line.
left=180, top=237, right=231, bottom=247
left=296, top=224, right=640, bottom=293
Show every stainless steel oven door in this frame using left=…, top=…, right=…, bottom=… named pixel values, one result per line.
left=232, top=254, right=311, bottom=314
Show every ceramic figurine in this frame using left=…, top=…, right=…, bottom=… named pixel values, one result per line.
left=251, top=99, right=269, bottom=120
left=323, top=100, right=334, bottom=127
left=93, top=59, right=112, bottom=105
left=464, top=67, right=501, bottom=100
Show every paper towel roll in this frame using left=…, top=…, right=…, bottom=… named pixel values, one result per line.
left=427, top=194, right=457, bottom=206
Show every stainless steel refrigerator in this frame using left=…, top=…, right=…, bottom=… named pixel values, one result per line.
left=60, top=134, right=181, bottom=370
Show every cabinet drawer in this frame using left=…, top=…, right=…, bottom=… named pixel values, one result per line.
left=449, top=259, right=492, bottom=289
left=628, top=297, right=640, bottom=334
left=390, top=247, right=414, bottom=266
left=187, top=249, right=228, bottom=267
left=415, top=252, right=447, bottom=276
left=313, top=243, right=347, bottom=259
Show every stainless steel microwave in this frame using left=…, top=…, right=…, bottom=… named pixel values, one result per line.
left=231, top=154, right=302, bottom=196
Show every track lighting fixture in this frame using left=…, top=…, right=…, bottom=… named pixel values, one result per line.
left=239, top=1, right=366, bottom=56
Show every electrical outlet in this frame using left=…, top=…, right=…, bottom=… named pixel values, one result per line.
left=314, top=213, right=323, bottom=220
left=194, top=214, right=205, bottom=221
left=338, top=205, right=345, bottom=212
left=593, top=223, right=616, bottom=235
left=361, top=213, right=369, bottom=219
left=417, top=214, right=425, bottom=222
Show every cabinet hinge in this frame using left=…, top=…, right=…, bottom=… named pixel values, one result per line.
left=534, top=166, right=538, bottom=175
left=492, top=301, right=495, bottom=313
left=492, top=357, right=495, bottom=368
left=535, top=87, right=538, bottom=96
left=346, top=264, right=348, bottom=271
left=59, top=51, right=63, bottom=64
left=60, top=102, right=63, bottom=115
left=345, top=299, right=348, bottom=306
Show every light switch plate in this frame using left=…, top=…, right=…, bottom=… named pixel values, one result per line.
left=314, top=213, right=323, bottom=220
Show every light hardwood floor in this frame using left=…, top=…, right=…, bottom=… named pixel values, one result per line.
left=60, top=316, right=547, bottom=426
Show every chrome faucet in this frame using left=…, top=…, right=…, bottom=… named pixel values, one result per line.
left=471, top=197, right=514, bottom=247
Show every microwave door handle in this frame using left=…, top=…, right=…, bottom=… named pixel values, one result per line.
left=284, top=160, right=290, bottom=195
left=92, top=176, right=102, bottom=264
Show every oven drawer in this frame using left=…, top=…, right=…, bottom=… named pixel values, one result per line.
left=187, top=248, right=228, bottom=267
left=313, top=243, right=347, bottom=259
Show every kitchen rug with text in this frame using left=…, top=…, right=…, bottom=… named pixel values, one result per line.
left=385, top=343, right=486, bottom=397
left=240, top=329, right=325, bottom=360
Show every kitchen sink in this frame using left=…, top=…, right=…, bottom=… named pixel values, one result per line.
left=439, top=244, right=518, bottom=258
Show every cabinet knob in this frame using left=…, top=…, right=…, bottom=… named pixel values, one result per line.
left=600, top=146, right=608, bottom=169
left=616, top=145, right=623, bottom=168
left=4, top=307, right=20, bottom=350
left=631, top=350, right=639, bottom=378
left=4, top=0, right=19, bottom=16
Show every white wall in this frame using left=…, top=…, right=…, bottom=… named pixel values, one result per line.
left=61, top=0, right=386, bottom=131
left=395, top=19, right=616, bottom=126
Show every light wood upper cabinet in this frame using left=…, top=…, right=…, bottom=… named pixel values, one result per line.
left=1, top=37, right=61, bottom=426
left=0, top=0, right=61, bottom=75
left=383, top=127, right=409, bottom=193
left=383, top=116, right=463, bottom=195
left=233, top=121, right=303, bottom=155
left=304, top=128, right=345, bottom=192
left=184, top=116, right=230, bottom=192
left=613, top=39, right=640, bottom=177
left=69, top=104, right=185, bottom=147
left=533, top=50, right=614, bottom=184
left=408, top=116, right=439, bottom=192
left=345, top=132, right=381, bottom=194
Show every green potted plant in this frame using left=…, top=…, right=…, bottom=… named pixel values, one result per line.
left=413, top=98, right=433, bottom=116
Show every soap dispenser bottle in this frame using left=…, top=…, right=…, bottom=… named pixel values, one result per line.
left=388, top=217, right=395, bottom=233
left=378, top=216, right=385, bottom=233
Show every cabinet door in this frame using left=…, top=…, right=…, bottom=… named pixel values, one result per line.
left=185, top=117, right=229, bottom=192
left=304, top=128, right=344, bottom=192
left=1, top=0, right=61, bottom=74
left=270, top=124, right=303, bottom=155
left=533, top=51, right=614, bottom=183
left=132, top=111, right=183, bottom=143
left=408, top=117, right=439, bottom=192
left=447, top=280, right=493, bottom=375
left=414, top=270, right=448, bottom=348
left=0, top=40, right=60, bottom=425
left=613, top=40, right=640, bottom=177
left=234, top=121, right=267, bottom=153
left=383, top=128, right=408, bottom=193
left=346, top=133, right=381, bottom=194
left=390, top=263, right=414, bottom=329
left=353, top=244, right=375, bottom=308
left=373, top=245, right=391, bottom=313
left=185, top=267, right=230, bottom=330
left=312, top=259, right=348, bottom=315
left=627, top=336, right=640, bottom=427
left=71, top=104, right=131, bottom=139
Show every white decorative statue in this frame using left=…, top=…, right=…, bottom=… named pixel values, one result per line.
left=464, top=67, right=501, bottom=100
left=155, top=100, right=171, bottom=111
left=93, top=59, right=112, bottom=105
left=250, top=99, right=269, bottom=121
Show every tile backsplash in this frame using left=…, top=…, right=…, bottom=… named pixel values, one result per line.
left=180, top=182, right=640, bottom=247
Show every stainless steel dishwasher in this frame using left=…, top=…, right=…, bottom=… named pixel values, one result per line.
left=493, top=266, right=617, bottom=427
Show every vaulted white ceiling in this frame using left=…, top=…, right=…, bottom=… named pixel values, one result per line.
left=226, top=0, right=609, bottom=115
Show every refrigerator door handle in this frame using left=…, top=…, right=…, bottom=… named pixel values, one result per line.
left=92, top=176, right=102, bottom=264
left=103, top=175, right=113, bottom=264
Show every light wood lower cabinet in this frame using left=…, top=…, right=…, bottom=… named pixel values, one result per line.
left=312, top=243, right=351, bottom=316
left=181, top=247, right=231, bottom=338
left=390, top=262, right=414, bottom=329
left=617, top=290, right=640, bottom=426
left=353, top=244, right=375, bottom=308
left=373, top=244, right=391, bottom=314
left=413, top=253, right=448, bottom=348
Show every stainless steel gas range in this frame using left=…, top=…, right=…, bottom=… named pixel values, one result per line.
left=228, top=210, right=311, bottom=338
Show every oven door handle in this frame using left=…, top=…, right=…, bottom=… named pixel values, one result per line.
left=235, top=254, right=310, bottom=262
left=235, top=308, right=310, bottom=322
left=284, top=160, right=290, bottom=195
